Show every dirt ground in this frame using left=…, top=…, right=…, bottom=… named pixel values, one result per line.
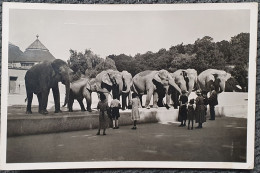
left=6, top=117, right=246, bottom=163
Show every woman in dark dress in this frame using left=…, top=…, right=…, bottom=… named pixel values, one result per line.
left=195, top=90, right=206, bottom=129
left=96, top=93, right=110, bottom=135
left=178, top=90, right=188, bottom=127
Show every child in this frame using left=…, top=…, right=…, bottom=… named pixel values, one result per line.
left=130, top=93, right=141, bottom=130
left=96, top=93, right=110, bottom=135
left=187, top=99, right=195, bottom=130
left=110, top=93, right=121, bottom=129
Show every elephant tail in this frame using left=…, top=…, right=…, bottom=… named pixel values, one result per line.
left=25, top=97, right=27, bottom=102
left=62, top=101, right=67, bottom=107
left=62, top=94, right=68, bottom=107
left=131, top=83, right=138, bottom=94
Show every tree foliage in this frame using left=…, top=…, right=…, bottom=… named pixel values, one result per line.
left=107, top=33, right=249, bottom=90
left=67, top=33, right=249, bottom=90
left=68, top=49, right=117, bottom=78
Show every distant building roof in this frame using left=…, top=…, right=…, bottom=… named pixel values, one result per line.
left=8, top=43, right=23, bottom=62
left=15, top=35, right=55, bottom=62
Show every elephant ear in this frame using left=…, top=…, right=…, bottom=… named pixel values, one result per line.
left=114, top=73, right=123, bottom=85
left=121, top=71, right=131, bottom=81
left=153, top=72, right=162, bottom=84
left=212, top=73, right=218, bottom=80
left=182, top=70, right=189, bottom=83
left=182, top=70, right=187, bottom=78
left=102, top=73, right=113, bottom=86
left=51, top=59, right=67, bottom=73
left=86, top=81, right=91, bottom=90
left=225, top=73, right=232, bottom=81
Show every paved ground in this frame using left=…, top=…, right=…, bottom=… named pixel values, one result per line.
left=6, top=117, right=247, bottom=163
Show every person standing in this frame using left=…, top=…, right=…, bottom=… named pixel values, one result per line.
left=178, top=90, right=188, bottom=127
left=110, top=93, right=121, bottom=129
left=195, top=90, right=206, bottom=128
left=202, top=91, right=209, bottom=118
left=208, top=85, right=218, bottom=120
left=96, top=93, right=110, bottom=135
left=130, top=93, right=141, bottom=130
left=187, top=99, right=195, bottom=130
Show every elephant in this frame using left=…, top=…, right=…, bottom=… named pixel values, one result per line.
left=197, top=69, right=232, bottom=93
left=132, top=69, right=187, bottom=109
left=169, top=69, right=198, bottom=108
left=25, top=59, right=73, bottom=114
left=93, top=70, right=133, bottom=110
left=62, top=76, right=93, bottom=112
left=225, top=77, right=242, bottom=92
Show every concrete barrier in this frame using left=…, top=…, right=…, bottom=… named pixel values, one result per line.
left=7, top=108, right=158, bottom=137
left=7, top=102, right=247, bottom=137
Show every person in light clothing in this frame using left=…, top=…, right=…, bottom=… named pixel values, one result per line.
left=187, top=99, right=195, bottom=130
left=130, top=93, right=141, bottom=130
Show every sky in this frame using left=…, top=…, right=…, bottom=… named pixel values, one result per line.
left=9, top=8, right=250, bottom=61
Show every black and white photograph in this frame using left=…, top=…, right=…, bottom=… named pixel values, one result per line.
left=0, top=2, right=258, bottom=170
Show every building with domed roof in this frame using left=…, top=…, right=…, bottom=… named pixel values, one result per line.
left=8, top=35, right=56, bottom=94
left=9, top=35, right=55, bottom=69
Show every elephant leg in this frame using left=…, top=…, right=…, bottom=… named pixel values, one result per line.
left=157, top=92, right=164, bottom=107
left=145, top=89, right=153, bottom=109
left=37, top=93, right=42, bottom=113
left=77, top=98, right=86, bottom=112
left=172, top=90, right=179, bottom=109
left=122, top=93, right=127, bottom=110
left=26, top=92, right=33, bottom=114
left=139, top=95, right=143, bottom=108
left=165, top=93, right=171, bottom=109
left=127, top=92, right=132, bottom=109
left=153, top=92, right=159, bottom=108
left=68, top=95, right=74, bottom=112
left=104, top=93, right=110, bottom=102
left=52, top=85, right=62, bottom=113
left=40, top=89, right=50, bottom=115
left=85, top=92, right=92, bottom=112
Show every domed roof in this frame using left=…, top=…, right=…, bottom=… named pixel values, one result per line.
left=8, top=42, right=23, bottom=62
left=19, top=35, right=55, bottom=62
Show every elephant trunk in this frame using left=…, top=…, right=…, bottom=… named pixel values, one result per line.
left=169, top=78, right=182, bottom=94
left=219, top=82, right=225, bottom=93
left=187, top=80, right=196, bottom=95
left=62, top=82, right=70, bottom=107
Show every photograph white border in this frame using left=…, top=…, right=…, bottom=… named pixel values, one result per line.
left=1, top=2, right=258, bottom=170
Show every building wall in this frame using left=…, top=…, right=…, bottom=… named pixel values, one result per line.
left=8, top=63, right=21, bottom=68
left=8, top=62, right=40, bottom=70
left=8, top=69, right=27, bottom=94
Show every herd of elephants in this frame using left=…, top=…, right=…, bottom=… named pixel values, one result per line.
left=24, top=59, right=241, bottom=115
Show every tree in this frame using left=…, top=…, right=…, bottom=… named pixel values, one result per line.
left=231, top=63, right=248, bottom=92
left=216, top=40, right=232, bottom=64
left=229, top=33, right=250, bottom=90
left=192, top=36, right=226, bottom=73
left=230, top=33, right=249, bottom=65
left=68, top=49, right=117, bottom=78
